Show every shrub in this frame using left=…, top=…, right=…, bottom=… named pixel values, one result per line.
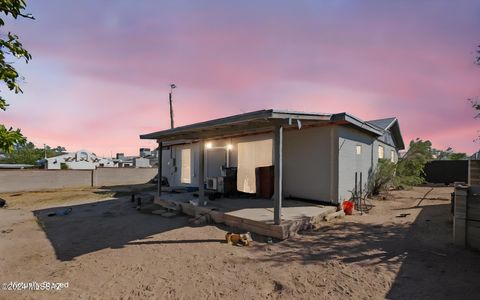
left=368, top=159, right=396, bottom=196
left=395, top=139, right=432, bottom=187
left=367, top=140, right=433, bottom=196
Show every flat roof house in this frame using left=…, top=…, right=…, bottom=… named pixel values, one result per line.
left=140, top=109, right=404, bottom=232
left=45, top=150, right=116, bottom=170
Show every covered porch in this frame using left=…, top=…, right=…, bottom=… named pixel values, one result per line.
left=141, top=109, right=339, bottom=228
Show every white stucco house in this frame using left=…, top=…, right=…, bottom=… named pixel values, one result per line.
left=45, top=150, right=116, bottom=170
left=140, top=109, right=405, bottom=219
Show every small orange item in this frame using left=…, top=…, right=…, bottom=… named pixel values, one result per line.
left=342, top=201, right=354, bottom=215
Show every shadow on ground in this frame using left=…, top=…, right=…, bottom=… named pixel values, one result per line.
left=386, top=204, right=480, bottom=299
left=33, top=195, right=190, bottom=261
left=94, top=183, right=157, bottom=197
left=252, top=202, right=480, bottom=299
left=32, top=184, right=294, bottom=261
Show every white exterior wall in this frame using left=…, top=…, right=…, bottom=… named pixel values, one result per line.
left=133, top=157, right=151, bottom=168
left=158, top=124, right=400, bottom=202
left=160, top=133, right=274, bottom=189
left=337, top=127, right=399, bottom=203
left=161, top=149, right=171, bottom=179
left=164, top=128, right=338, bottom=202
left=46, top=159, right=62, bottom=170
left=337, top=126, right=375, bottom=203
left=206, top=148, right=227, bottom=178
left=162, top=143, right=200, bottom=187
left=372, top=140, right=398, bottom=166
left=283, top=126, right=337, bottom=202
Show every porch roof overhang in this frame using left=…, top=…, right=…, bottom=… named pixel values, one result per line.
left=140, top=109, right=383, bottom=142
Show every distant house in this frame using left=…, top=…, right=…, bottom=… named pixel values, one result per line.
left=141, top=109, right=405, bottom=208
left=113, top=151, right=152, bottom=168
left=45, top=150, right=116, bottom=170
left=139, top=148, right=151, bottom=157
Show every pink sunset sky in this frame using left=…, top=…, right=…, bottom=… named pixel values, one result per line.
left=2, top=1, right=480, bottom=156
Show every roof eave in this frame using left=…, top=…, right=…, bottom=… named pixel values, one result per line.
left=140, top=109, right=274, bottom=140
left=140, top=109, right=333, bottom=140
left=140, top=109, right=388, bottom=141
left=332, top=113, right=383, bottom=136
left=392, top=120, right=405, bottom=150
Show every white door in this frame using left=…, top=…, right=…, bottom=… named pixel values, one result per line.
left=181, top=148, right=192, bottom=184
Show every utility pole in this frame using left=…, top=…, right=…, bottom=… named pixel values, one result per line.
left=169, top=83, right=176, bottom=129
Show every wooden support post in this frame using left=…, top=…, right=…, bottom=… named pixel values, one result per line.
left=157, top=141, right=162, bottom=197
left=198, top=140, right=205, bottom=205
left=274, top=124, right=283, bottom=225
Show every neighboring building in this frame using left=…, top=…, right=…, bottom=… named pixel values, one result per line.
left=147, top=148, right=159, bottom=167
left=115, top=160, right=133, bottom=168
left=139, top=148, right=151, bottom=157
left=113, top=153, right=152, bottom=168
left=141, top=109, right=404, bottom=205
left=134, top=157, right=151, bottom=168
left=45, top=150, right=116, bottom=170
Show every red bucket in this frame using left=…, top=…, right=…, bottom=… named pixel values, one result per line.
left=342, top=201, right=354, bottom=215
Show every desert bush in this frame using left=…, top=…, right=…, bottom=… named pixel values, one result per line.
left=367, top=139, right=434, bottom=195
left=369, top=159, right=396, bottom=196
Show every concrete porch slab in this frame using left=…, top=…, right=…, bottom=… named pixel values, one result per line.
left=225, top=206, right=337, bottom=223
left=154, top=193, right=337, bottom=239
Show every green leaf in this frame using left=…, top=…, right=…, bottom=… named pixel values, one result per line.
left=0, top=0, right=34, bottom=110
left=0, top=124, right=27, bottom=153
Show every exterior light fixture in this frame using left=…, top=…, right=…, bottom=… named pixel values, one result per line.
left=227, top=144, right=233, bottom=150
left=205, top=142, right=213, bottom=149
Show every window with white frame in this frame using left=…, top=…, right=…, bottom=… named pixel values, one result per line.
left=390, top=150, right=395, bottom=163
left=356, top=145, right=362, bottom=155
left=378, top=145, right=384, bottom=159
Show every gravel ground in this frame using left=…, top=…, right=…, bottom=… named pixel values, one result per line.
left=0, top=186, right=479, bottom=299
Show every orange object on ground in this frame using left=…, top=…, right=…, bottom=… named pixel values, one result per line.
left=342, top=201, right=354, bottom=215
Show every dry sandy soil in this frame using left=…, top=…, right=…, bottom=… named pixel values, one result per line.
left=1, top=186, right=479, bottom=299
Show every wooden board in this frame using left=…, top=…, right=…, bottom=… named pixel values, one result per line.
left=470, top=161, right=480, bottom=185
left=454, top=185, right=480, bottom=250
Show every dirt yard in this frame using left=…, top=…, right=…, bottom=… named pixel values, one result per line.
left=1, top=186, right=479, bottom=299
